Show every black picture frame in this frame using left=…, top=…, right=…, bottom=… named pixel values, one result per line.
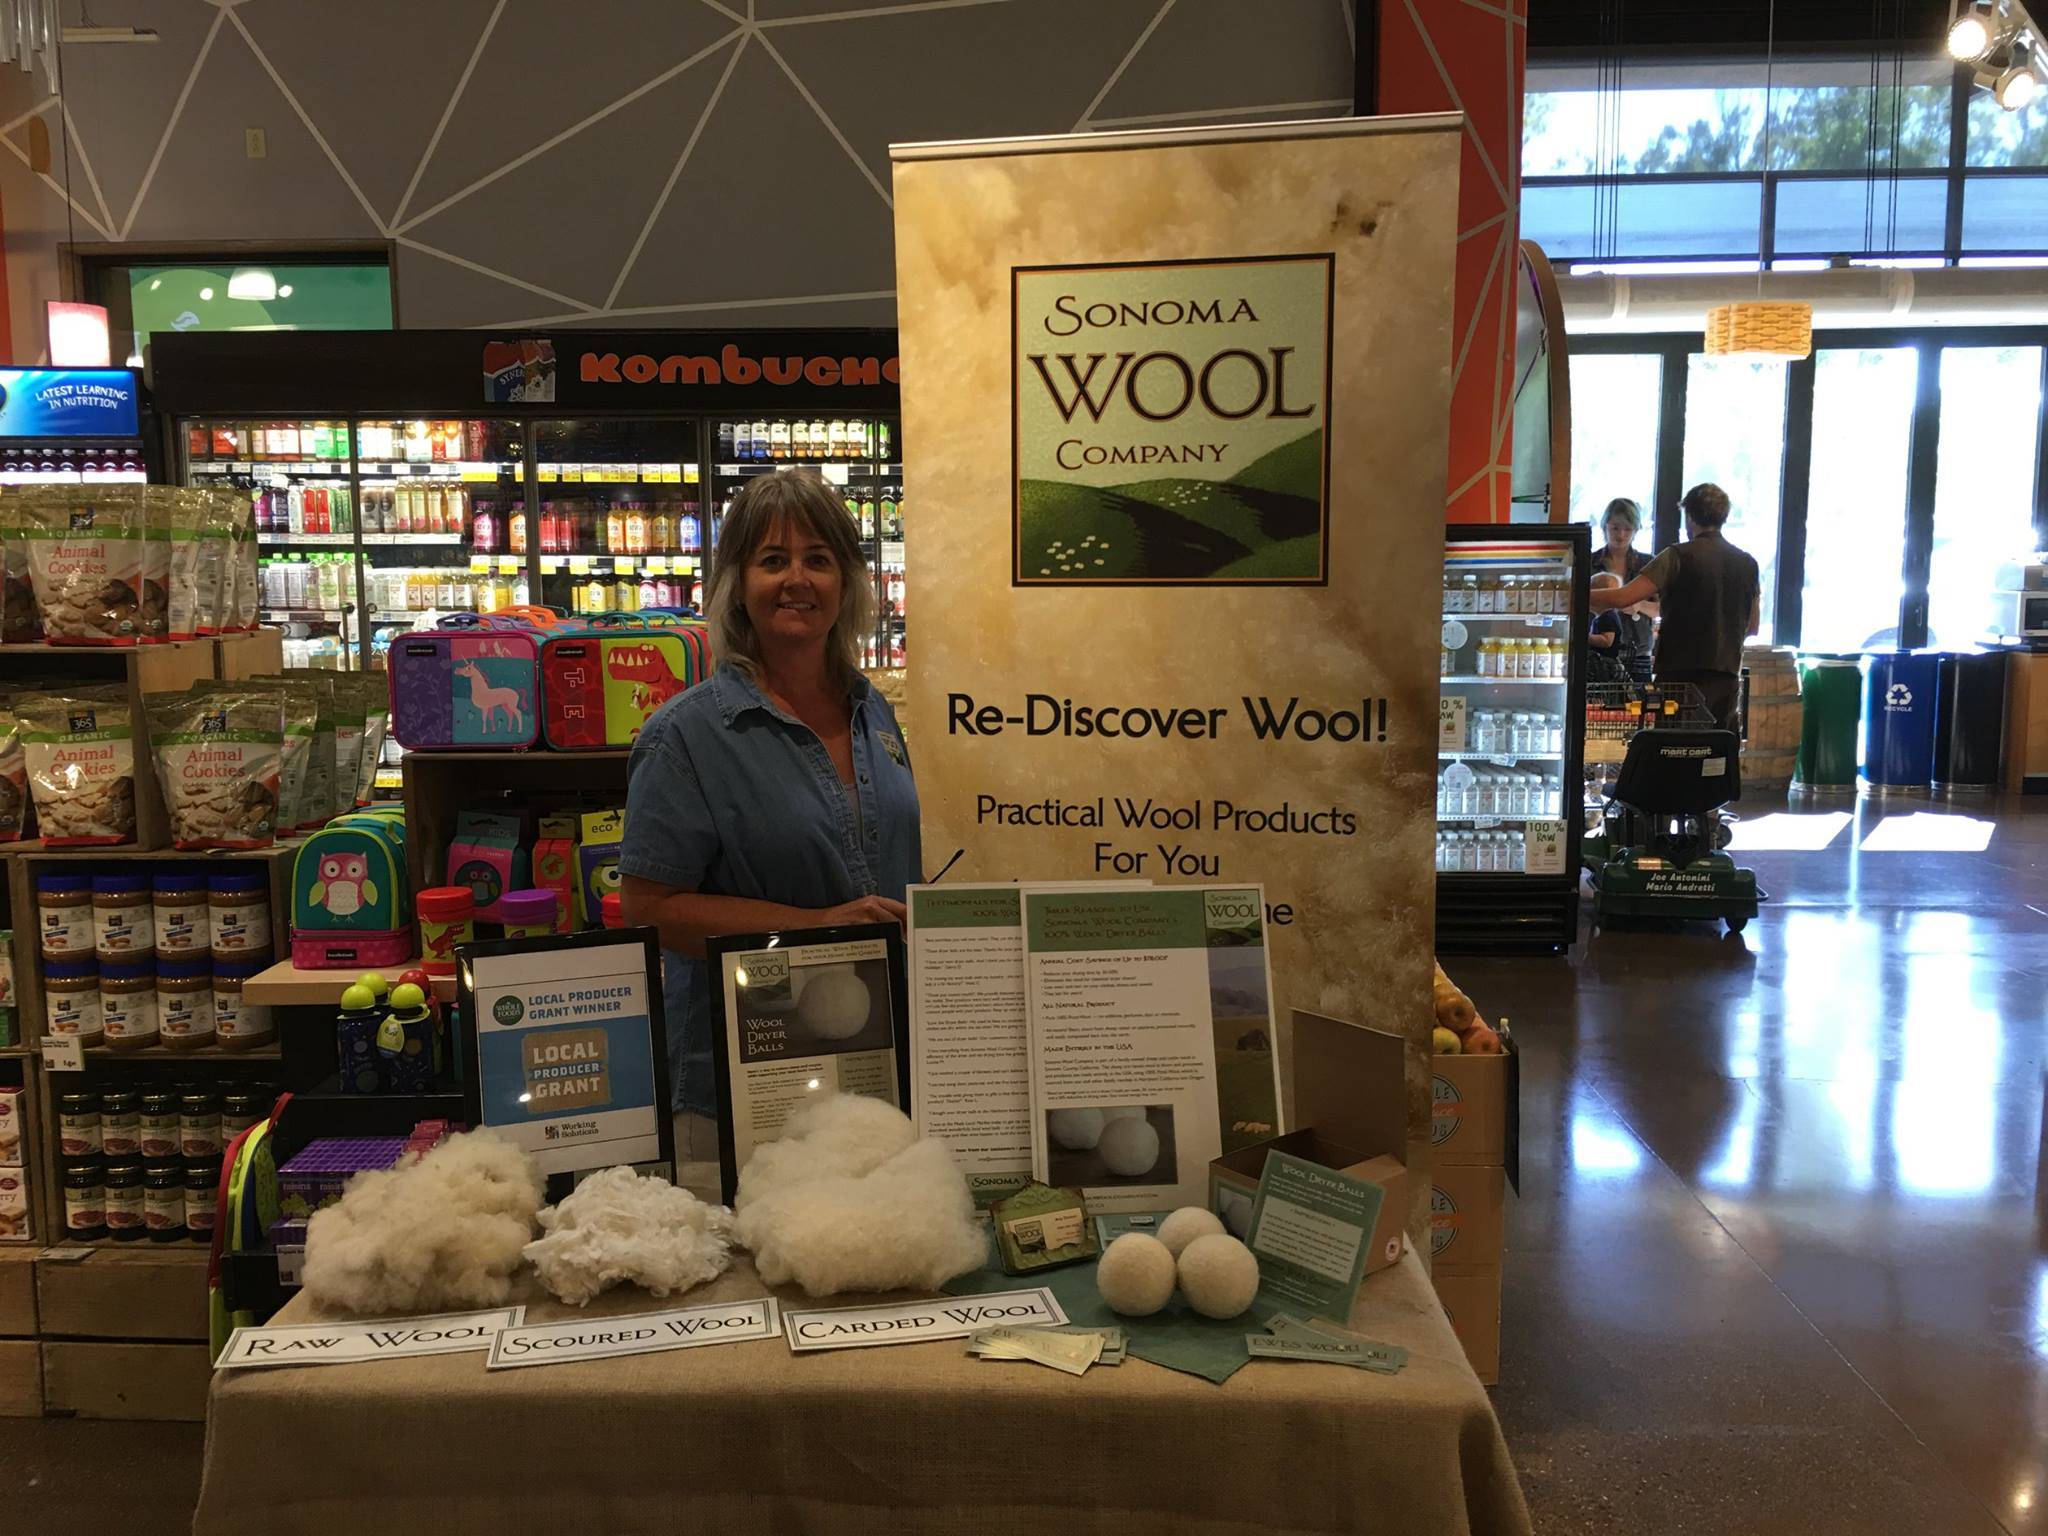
left=458, top=925, right=675, bottom=1186
left=705, top=923, right=911, bottom=1205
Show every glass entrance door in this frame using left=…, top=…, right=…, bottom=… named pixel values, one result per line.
left=1801, top=347, right=1919, bottom=652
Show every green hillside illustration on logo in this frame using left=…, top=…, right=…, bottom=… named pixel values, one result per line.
left=1012, top=253, right=1332, bottom=586
left=1020, top=427, right=1324, bottom=582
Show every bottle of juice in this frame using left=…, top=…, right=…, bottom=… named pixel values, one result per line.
left=509, top=512, right=528, bottom=555
left=650, top=509, right=674, bottom=550
left=606, top=505, right=625, bottom=554
left=472, top=506, right=496, bottom=553
left=444, top=487, right=466, bottom=540
left=625, top=505, right=648, bottom=555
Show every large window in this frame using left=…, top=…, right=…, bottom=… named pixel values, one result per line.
left=1525, top=55, right=2048, bottom=264
left=1572, top=328, right=2048, bottom=654
left=1683, top=356, right=1787, bottom=640
left=1568, top=353, right=1662, bottom=542
left=1929, top=347, right=2045, bottom=646
left=1802, top=348, right=1918, bottom=651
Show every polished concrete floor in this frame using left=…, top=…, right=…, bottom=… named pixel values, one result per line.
left=1470, top=790, right=2048, bottom=1535
left=2, top=791, right=2042, bottom=1534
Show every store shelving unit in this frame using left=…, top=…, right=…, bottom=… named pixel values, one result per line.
left=1436, top=525, right=1591, bottom=953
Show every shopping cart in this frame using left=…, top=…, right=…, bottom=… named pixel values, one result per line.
left=1581, top=680, right=1761, bottom=935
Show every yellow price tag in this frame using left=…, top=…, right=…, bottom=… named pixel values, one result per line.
left=684, top=465, right=700, bottom=484
left=646, top=555, right=670, bottom=574
left=540, top=557, right=562, bottom=573
left=497, top=557, right=519, bottom=574
left=569, top=556, right=591, bottom=575
left=469, top=556, right=491, bottom=573
left=536, top=464, right=558, bottom=482
left=613, top=557, right=635, bottom=574
left=561, top=465, right=582, bottom=483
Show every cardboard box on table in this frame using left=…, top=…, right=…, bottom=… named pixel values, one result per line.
left=1207, top=1011, right=1411, bottom=1279
left=1428, top=1031, right=1519, bottom=1386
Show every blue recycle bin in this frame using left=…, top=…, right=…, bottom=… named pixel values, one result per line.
left=1860, top=650, right=1939, bottom=793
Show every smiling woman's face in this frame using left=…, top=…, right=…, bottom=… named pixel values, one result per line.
left=742, top=513, right=843, bottom=651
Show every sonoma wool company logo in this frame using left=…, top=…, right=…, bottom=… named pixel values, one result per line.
left=1012, top=254, right=1333, bottom=586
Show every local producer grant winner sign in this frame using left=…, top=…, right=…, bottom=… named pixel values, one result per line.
left=1013, top=254, right=1332, bottom=586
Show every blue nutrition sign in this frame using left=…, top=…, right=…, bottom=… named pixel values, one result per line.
left=0, top=369, right=139, bottom=437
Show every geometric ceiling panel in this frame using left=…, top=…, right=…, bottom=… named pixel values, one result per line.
left=400, top=0, right=735, bottom=222
left=406, top=36, right=739, bottom=312
left=1095, top=0, right=1353, bottom=123
left=611, top=38, right=895, bottom=312
left=128, top=19, right=381, bottom=240
left=240, top=0, right=502, bottom=227
left=394, top=239, right=596, bottom=329
left=46, top=0, right=214, bottom=230
left=768, top=0, right=1163, bottom=183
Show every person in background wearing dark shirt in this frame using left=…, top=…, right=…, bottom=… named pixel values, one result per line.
left=1589, top=482, right=1760, bottom=735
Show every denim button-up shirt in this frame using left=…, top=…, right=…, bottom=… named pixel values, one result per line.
left=619, top=664, right=921, bottom=1116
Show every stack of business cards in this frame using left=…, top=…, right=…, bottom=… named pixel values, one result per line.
left=1247, top=1314, right=1408, bottom=1373
left=966, top=1324, right=1127, bottom=1376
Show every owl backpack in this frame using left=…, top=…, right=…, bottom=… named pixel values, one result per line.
left=291, top=809, right=413, bottom=968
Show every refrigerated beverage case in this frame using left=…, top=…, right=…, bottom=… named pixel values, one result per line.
left=791, top=421, right=811, bottom=458
left=878, top=421, right=893, bottom=460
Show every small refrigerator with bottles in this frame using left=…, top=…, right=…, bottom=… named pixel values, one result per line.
left=1435, top=524, right=1590, bottom=953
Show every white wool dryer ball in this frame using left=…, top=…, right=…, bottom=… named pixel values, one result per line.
left=1177, top=1233, right=1261, bottom=1319
left=796, top=967, right=871, bottom=1040
left=1048, top=1108, right=1106, bottom=1151
left=1100, top=1106, right=1147, bottom=1123
left=1156, top=1205, right=1226, bottom=1258
left=1097, top=1115, right=1160, bottom=1177
left=1096, top=1233, right=1178, bottom=1317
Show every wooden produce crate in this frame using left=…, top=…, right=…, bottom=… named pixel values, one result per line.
left=41, top=1339, right=211, bottom=1421
left=213, top=627, right=284, bottom=681
left=0, top=638, right=218, bottom=851
left=36, top=1245, right=213, bottom=1420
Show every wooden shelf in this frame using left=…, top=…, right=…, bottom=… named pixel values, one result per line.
left=0, top=841, right=303, bottom=861
left=243, top=957, right=455, bottom=1006
left=82, top=1043, right=282, bottom=1062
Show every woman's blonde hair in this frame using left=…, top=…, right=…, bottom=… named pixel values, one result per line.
left=704, top=468, right=875, bottom=687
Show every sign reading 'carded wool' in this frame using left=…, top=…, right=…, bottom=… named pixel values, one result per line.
left=783, top=1289, right=1067, bottom=1352
left=1013, top=254, right=1332, bottom=586
left=486, top=1298, right=780, bottom=1370
left=215, top=1308, right=525, bottom=1370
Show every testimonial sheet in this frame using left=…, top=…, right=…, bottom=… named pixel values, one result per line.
left=908, top=882, right=1142, bottom=1206
left=1022, top=886, right=1282, bottom=1213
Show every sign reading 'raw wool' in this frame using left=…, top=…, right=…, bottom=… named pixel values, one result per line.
left=1013, top=255, right=1332, bottom=585
left=894, top=115, right=1464, bottom=1233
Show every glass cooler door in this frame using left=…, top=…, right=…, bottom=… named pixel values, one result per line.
left=182, top=416, right=360, bottom=669
left=708, top=413, right=900, bottom=668
left=352, top=418, right=523, bottom=669
left=1436, top=526, right=1589, bottom=952
left=533, top=419, right=703, bottom=618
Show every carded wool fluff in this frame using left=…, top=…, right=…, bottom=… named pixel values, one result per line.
left=735, top=1095, right=985, bottom=1297
left=302, top=1130, right=543, bottom=1315
left=525, top=1166, right=735, bottom=1306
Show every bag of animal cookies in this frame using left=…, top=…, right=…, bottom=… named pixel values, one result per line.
left=349, top=672, right=389, bottom=806
left=17, top=485, right=149, bottom=644
left=234, top=678, right=311, bottom=832
left=137, top=486, right=172, bottom=643
left=224, top=493, right=259, bottom=632
left=192, top=493, right=235, bottom=636
left=0, top=492, right=40, bottom=642
left=296, top=675, right=338, bottom=831
left=146, top=686, right=283, bottom=850
left=16, top=685, right=138, bottom=845
left=0, top=703, right=26, bottom=842
left=162, top=488, right=213, bottom=641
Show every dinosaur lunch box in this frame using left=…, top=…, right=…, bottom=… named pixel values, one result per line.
left=539, top=627, right=703, bottom=749
left=387, top=617, right=542, bottom=751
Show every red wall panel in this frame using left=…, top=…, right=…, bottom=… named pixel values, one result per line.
left=1378, top=0, right=1527, bottom=523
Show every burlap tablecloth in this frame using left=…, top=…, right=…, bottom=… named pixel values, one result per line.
left=194, top=1249, right=1528, bottom=1536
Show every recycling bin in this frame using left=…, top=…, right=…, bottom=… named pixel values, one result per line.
left=1932, top=650, right=2010, bottom=794
left=1794, top=656, right=1861, bottom=794
left=1860, top=650, right=1938, bottom=795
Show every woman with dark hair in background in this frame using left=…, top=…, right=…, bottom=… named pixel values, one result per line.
left=1596, top=497, right=1655, bottom=683
left=618, top=469, right=920, bottom=1176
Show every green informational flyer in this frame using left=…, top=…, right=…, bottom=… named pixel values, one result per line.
left=1246, top=1151, right=1385, bottom=1324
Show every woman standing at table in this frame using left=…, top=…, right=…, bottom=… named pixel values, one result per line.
left=1595, top=497, right=1656, bottom=682
left=619, top=469, right=921, bottom=1171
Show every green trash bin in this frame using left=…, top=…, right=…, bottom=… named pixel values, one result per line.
left=1796, top=656, right=1860, bottom=793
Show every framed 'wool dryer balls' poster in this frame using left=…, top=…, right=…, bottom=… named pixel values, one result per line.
left=706, top=923, right=912, bottom=1203
left=459, top=928, right=674, bottom=1182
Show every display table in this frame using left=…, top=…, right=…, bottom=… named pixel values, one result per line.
left=194, top=1249, right=1529, bottom=1536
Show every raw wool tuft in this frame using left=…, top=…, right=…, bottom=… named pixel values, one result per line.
left=525, top=1166, right=735, bottom=1306
left=735, top=1095, right=986, bottom=1297
left=302, top=1129, right=544, bottom=1315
